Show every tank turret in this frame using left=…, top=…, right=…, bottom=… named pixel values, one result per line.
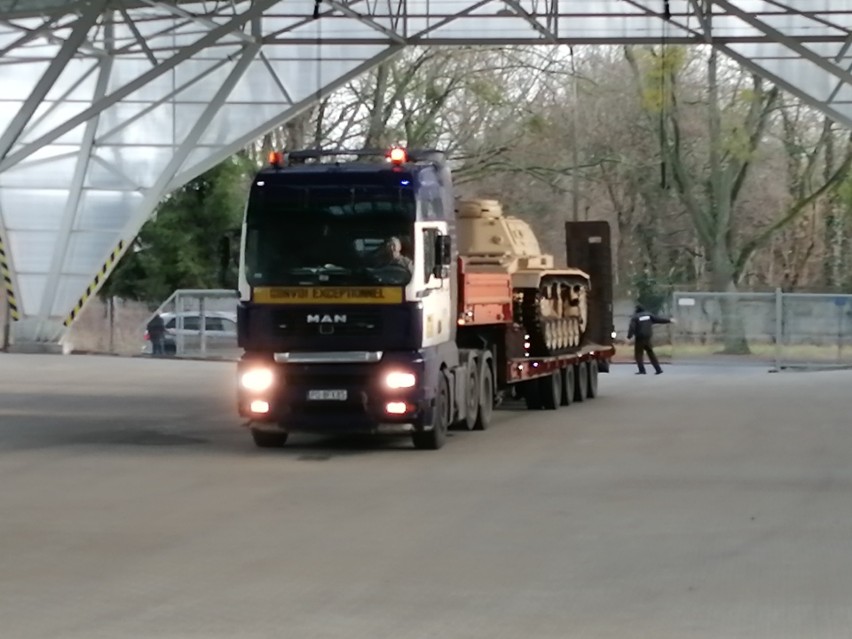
left=456, top=198, right=591, bottom=355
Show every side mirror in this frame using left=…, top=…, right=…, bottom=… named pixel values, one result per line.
left=434, top=234, right=452, bottom=265
left=439, top=235, right=452, bottom=265
left=432, top=234, right=452, bottom=279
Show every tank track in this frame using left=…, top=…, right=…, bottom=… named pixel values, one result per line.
left=516, top=275, right=590, bottom=357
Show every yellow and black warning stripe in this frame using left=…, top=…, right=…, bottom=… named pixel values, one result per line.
left=63, top=239, right=125, bottom=327
left=0, top=234, right=20, bottom=322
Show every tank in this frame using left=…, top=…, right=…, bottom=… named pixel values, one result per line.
left=456, top=198, right=592, bottom=356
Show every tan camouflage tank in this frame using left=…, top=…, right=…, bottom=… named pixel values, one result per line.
left=455, top=199, right=592, bottom=356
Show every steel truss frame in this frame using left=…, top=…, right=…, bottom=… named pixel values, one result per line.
left=0, top=0, right=850, bottom=343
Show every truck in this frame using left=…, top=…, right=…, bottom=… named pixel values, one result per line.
left=234, top=147, right=616, bottom=450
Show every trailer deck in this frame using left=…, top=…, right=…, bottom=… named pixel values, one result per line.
left=507, top=343, right=615, bottom=383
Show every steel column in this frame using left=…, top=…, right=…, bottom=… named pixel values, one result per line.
left=36, top=19, right=116, bottom=333
left=71, top=40, right=264, bottom=317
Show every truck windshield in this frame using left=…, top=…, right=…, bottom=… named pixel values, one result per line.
left=245, top=183, right=416, bottom=287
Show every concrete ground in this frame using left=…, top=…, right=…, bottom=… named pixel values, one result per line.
left=1, top=354, right=851, bottom=639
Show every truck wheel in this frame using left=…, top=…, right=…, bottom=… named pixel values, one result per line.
left=474, top=363, right=494, bottom=431
left=412, top=373, right=449, bottom=450
left=560, top=366, right=574, bottom=406
left=250, top=429, right=288, bottom=448
left=587, top=360, right=599, bottom=398
left=573, top=361, right=589, bottom=402
left=540, top=370, right=561, bottom=410
left=523, top=379, right=542, bottom=410
left=459, top=363, right=479, bottom=431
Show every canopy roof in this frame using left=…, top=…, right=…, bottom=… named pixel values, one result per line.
left=1, top=0, right=851, bottom=342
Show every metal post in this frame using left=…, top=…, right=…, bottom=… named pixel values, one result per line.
left=670, top=293, right=678, bottom=362
left=176, top=292, right=184, bottom=357
left=1, top=294, right=9, bottom=352
left=774, top=287, right=782, bottom=371
left=837, top=300, right=844, bottom=365
left=199, top=296, right=207, bottom=357
left=108, top=296, right=115, bottom=354
left=570, top=45, right=580, bottom=223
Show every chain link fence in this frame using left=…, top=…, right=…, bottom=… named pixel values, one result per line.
left=670, top=290, right=852, bottom=369
left=145, top=289, right=240, bottom=360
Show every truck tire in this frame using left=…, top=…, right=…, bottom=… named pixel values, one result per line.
left=587, top=360, right=599, bottom=398
left=523, top=379, right=542, bottom=410
left=459, top=363, right=479, bottom=431
left=412, top=373, right=449, bottom=450
left=573, top=361, right=588, bottom=402
left=474, top=363, right=494, bottom=431
left=251, top=429, right=289, bottom=448
left=560, top=366, right=574, bottom=406
left=540, top=370, right=561, bottom=410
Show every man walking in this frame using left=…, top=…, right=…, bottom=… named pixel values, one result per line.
left=627, top=304, right=675, bottom=375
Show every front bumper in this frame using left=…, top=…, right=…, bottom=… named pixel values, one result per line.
left=236, top=356, right=432, bottom=434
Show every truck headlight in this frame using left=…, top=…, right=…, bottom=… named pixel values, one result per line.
left=384, top=371, right=416, bottom=389
left=241, top=367, right=274, bottom=392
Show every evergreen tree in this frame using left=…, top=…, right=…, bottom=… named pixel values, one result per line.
left=103, top=154, right=254, bottom=303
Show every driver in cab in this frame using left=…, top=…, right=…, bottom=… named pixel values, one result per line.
left=377, top=236, right=413, bottom=274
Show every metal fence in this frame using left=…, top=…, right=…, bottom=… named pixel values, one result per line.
left=670, top=290, right=852, bottom=370
left=142, top=288, right=852, bottom=368
left=146, top=289, right=240, bottom=359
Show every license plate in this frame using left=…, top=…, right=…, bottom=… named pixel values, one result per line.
left=307, top=389, right=347, bottom=401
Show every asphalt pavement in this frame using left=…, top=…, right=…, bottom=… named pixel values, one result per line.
left=1, top=353, right=851, bottom=638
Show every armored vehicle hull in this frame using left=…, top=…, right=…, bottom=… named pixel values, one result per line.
left=456, top=199, right=592, bottom=356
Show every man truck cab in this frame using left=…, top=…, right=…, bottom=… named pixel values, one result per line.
left=236, top=148, right=460, bottom=449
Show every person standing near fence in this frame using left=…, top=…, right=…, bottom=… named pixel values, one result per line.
left=627, top=304, right=675, bottom=375
left=147, top=313, right=166, bottom=356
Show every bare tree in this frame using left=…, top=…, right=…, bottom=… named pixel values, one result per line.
left=626, top=43, right=852, bottom=351
left=239, top=42, right=852, bottom=308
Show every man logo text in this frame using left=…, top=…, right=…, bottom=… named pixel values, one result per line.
left=306, top=314, right=347, bottom=324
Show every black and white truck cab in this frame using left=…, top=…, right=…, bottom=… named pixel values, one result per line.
left=236, top=148, right=461, bottom=449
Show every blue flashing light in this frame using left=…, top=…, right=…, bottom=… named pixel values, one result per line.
left=400, top=179, right=410, bottom=186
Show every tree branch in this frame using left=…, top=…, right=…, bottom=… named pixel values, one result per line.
left=734, top=132, right=852, bottom=277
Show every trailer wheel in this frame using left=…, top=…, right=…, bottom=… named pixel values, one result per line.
left=474, top=363, right=494, bottom=431
left=587, top=360, right=599, bottom=398
left=412, top=373, right=449, bottom=450
left=540, top=370, right=561, bottom=410
left=250, top=429, right=289, bottom=448
left=573, top=361, right=589, bottom=402
left=560, top=366, right=574, bottom=407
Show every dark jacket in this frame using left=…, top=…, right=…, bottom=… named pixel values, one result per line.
left=147, top=314, right=166, bottom=338
left=627, top=306, right=671, bottom=342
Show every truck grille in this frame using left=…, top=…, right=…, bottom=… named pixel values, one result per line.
left=284, top=370, right=372, bottom=388
left=273, top=309, right=383, bottom=338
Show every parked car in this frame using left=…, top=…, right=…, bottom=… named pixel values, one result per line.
left=142, top=311, right=238, bottom=356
